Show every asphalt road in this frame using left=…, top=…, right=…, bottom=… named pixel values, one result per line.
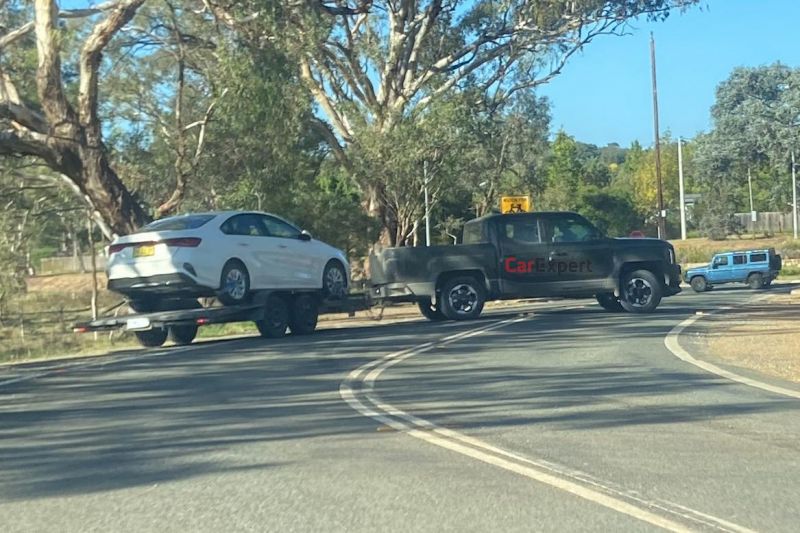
left=1, top=288, right=799, bottom=532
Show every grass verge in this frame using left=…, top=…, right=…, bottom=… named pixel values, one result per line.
left=702, top=294, right=800, bottom=384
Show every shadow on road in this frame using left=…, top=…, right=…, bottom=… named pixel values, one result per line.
left=1, top=294, right=796, bottom=501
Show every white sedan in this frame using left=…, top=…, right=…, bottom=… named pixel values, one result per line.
left=106, top=211, right=349, bottom=308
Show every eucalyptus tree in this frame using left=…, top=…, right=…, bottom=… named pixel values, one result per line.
left=706, top=64, right=800, bottom=213
left=0, top=0, right=150, bottom=237
left=202, top=0, right=701, bottom=241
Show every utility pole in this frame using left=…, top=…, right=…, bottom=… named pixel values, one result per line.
left=678, top=137, right=686, bottom=240
left=747, top=167, right=756, bottom=229
left=793, top=151, right=798, bottom=239
left=423, top=160, right=431, bottom=246
left=650, top=33, right=666, bottom=239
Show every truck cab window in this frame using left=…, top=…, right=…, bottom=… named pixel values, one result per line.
left=545, top=217, right=597, bottom=243
left=502, top=219, right=541, bottom=244
left=462, top=223, right=485, bottom=244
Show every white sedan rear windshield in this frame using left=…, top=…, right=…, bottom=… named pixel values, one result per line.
left=137, top=214, right=215, bottom=232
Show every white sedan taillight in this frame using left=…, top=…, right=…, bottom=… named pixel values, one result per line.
left=163, top=237, right=202, bottom=248
left=108, top=237, right=201, bottom=255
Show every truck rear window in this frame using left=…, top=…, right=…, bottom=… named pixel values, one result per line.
left=749, top=253, right=767, bottom=262
left=462, top=223, right=485, bottom=244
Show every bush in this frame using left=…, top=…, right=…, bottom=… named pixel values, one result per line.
left=578, top=187, right=642, bottom=237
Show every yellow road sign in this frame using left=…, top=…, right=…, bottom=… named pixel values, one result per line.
left=500, top=196, right=531, bottom=214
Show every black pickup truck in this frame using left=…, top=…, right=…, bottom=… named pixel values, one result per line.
left=369, top=211, right=681, bottom=320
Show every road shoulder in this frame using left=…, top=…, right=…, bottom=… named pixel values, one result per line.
left=671, top=292, right=800, bottom=397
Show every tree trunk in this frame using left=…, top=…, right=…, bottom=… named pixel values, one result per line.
left=366, top=182, right=398, bottom=247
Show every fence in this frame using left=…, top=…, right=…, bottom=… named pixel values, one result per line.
left=39, top=254, right=108, bottom=275
left=734, top=212, right=795, bottom=234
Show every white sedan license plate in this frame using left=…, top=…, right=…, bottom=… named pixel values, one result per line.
left=133, top=245, right=155, bottom=257
left=126, top=317, right=151, bottom=331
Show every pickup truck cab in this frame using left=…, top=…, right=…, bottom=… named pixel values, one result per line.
left=684, top=249, right=781, bottom=292
left=370, top=212, right=681, bottom=320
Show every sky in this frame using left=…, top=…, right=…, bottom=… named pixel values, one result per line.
left=538, top=0, right=800, bottom=148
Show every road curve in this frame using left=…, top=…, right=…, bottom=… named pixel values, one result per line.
left=347, top=289, right=800, bottom=532
left=1, top=291, right=798, bottom=532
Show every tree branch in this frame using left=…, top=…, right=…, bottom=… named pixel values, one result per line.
left=300, top=56, right=354, bottom=141
left=78, top=0, right=146, bottom=141
left=0, top=2, right=123, bottom=50
left=34, top=0, right=78, bottom=128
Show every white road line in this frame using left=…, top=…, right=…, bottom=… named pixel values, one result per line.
left=665, top=313, right=800, bottom=401
left=341, top=314, right=754, bottom=533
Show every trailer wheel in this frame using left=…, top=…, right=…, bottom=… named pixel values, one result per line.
left=256, top=294, right=289, bottom=338
left=169, top=325, right=198, bottom=346
left=595, top=293, right=625, bottom=312
left=417, top=297, right=446, bottom=321
left=134, top=328, right=168, bottom=348
left=289, top=294, right=319, bottom=335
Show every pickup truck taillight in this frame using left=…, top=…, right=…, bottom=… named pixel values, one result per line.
left=163, top=237, right=202, bottom=247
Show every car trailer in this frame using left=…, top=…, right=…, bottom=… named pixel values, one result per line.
left=74, top=290, right=373, bottom=348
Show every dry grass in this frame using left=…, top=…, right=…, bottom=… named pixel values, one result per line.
left=703, top=295, right=800, bottom=383
left=670, top=235, right=797, bottom=264
left=26, top=272, right=108, bottom=293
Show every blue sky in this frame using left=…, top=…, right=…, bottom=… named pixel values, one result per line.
left=539, top=0, right=800, bottom=147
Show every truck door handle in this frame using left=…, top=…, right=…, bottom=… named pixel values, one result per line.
left=549, top=252, right=568, bottom=259
left=278, top=244, right=288, bottom=249
left=238, top=243, right=249, bottom=247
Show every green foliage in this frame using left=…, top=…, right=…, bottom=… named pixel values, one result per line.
left=694, top=64, right=800, bottom=229
left=578, top=187, right=641, bottom=237
left=349, top=91, right=551, bottom=245
left=543, top=131, right=583, bottom=210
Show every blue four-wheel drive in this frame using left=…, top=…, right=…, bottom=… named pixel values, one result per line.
left=684, top=248, right=782, bottom=292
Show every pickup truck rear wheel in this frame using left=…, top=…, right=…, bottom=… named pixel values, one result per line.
left=440, top=276, right=486, bottom=321
left=747, top=272, right=764, bottom=290
left=596, top=293, right=625, bottom=312
left=619, top=269, right=663, bottom=313
left=417, top=297, right=446, bottom=321
left=690, top=276, right=708, bottom=293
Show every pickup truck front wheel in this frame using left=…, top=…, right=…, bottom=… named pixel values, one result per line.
left=619, top=270, right=663, bottom=313
left=440, top=276, right=486, bottom=321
